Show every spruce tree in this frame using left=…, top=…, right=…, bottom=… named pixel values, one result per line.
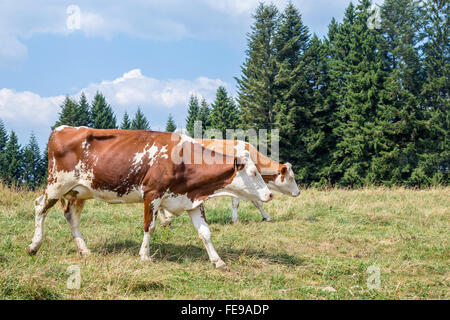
left=131, top=107, right=150, bottom=130
left=186, top=95, right=200, bottom=136
left=236, top=3, right=279, bottom=130
left=52, top=96, right=79, bottom=129
left=21, top=133, right=42, bottom=189
left=273, top=3, right=311, bottom=179
left=3, top=131, right=22, bottom=187
left=210, top=87, right=239, bottom=137
left=165, top=114, right=177, bottom=132
left=77, top=92, right=91, bottom=127
left=373, top=0, right=425, bottom=186
left=197, top=98, right=211, bottom=131
left=90, top=92, right=117, bottom=129
left=0, top=120, right=8, bottom=183
left=120, top=111, right=131, bottom=130
left=40, top=144, right=49, bottom=186
left=419, top=0, right=449, bottom=185
left=328, top=0, right=388, bottom=187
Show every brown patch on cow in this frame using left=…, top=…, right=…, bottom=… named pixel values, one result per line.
left=279, top=164, right=288, bottom=182
left=199, top=204, right=207, bottom=223
left=198, top=138, right=283, bottom=182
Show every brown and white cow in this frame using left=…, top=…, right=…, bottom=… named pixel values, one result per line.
left=27, top=126, right=272, bottom=268
left=159, top=139, right=300, bottom=224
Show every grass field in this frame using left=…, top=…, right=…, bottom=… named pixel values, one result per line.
left=0, top=184, right=448, bottom=300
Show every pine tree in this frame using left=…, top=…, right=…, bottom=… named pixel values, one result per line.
left=131, top=107, right=150, bottom=130
left=165, top=114, right=177, bottom=132
left=330, top=0, right=387, bottom=187
left=52, top=96, right=80, bottom=129
left=273, top=3, right=311, bottom=180
left=77, top=92, right=91, bottom=127
left=373, top=0, right=426, bottom=186
left=236, top=3, right=279, bottom=130
left=40, top=144, right=49, bottom=186
left=0, top=119, right=8, bottom=183
left=3, top=131, right=22, bottom=187
left=21, top=133, right=42, bottom=189
left=418, top=0, right=449, bottom=185
left=197, top=98, right=211, bottom=131
left=120, top=111, right=131, bottom=130
left=298, top=34, right=337, bottom=185
left=210, top=87, right=240, bottom=137
left=186, top=95, right=200, bottom=136
left=90, top=92, right=117, bottom=129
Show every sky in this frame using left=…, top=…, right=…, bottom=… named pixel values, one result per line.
left=0, top=0, right=384, bottom=149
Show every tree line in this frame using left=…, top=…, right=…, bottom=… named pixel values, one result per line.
left=185, top=0, right=448, bottom=187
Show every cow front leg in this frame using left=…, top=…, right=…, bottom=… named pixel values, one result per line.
left=252, top=200, right=272, bottom=222
left=64, top=199, right=90, bottom=257
left=27, top=194, right=58, bottom=255
left=231, top=197, right=240, bottom=224
left=188, top=207, right=226, bottom=269
left=139, top=195, right=160, bottom=261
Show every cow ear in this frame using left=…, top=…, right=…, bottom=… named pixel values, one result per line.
left=234, top=157, right=245, bottom=171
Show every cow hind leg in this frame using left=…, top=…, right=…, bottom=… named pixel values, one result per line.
left=252, top=200, right=272, bottom=222
left=64, top=199, right=90, bottom=257
left=158, top=208, right=173, bottom=227
left=27, top=194, right=58, bottom=255
left=189, top=207, right=227, bottom=269
left=231, top=197, right=240, bottom=224
left=139, top=195, right=160, bottom=261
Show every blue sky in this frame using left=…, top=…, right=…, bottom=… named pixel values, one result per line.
left=0, top=0, right=383, bottom=149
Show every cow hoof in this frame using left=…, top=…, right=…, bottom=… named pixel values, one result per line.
left=262, top=217, right=272, bottom=222
left=27, top=245, right=38, bottom=256
left=79, top=250, right=91, bottom=258
left=232, top=220, right=239, bottom=225
left=214, top=260, right=228, bottom=270
left=140, top=255, right=153, bottom=262
left=161, top=220, right=172, bottom=228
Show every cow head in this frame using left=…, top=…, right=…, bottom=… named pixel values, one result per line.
left=226, top=150, right=273, bottom=202
left=267, top=162, right=300, bottom=197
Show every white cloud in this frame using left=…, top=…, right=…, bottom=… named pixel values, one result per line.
left=81, top=69, right=229, bottom=109
left=0, top=68, right=229, bottom=130
left=0, top=88, right=64, bottom=124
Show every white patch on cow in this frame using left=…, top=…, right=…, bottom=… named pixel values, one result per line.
left=234, top=140, right=246, bottom=156
left=46, top=159, right=95, bottom=199
left=54, top=125, right=69, bottom=132
left=179, top=134, right=196, bottom=144
left=54, top=125, right=87, bottom=132
left=160, top=145, right=168, bottom=159
left=132, top=143, right=168, bottom=167
left=155, top=190, right=204, bottom=216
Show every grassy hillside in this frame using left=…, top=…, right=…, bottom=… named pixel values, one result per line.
left=0, top=185, right=448, bottom=299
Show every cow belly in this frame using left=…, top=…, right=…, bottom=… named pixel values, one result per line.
left=91, top=187, right=145, bottom=204
left=160, top=193, right=203, bottom=215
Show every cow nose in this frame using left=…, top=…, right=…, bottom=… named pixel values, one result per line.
left=268, top=192, right=273, bottom=200
left=292, top=190, right=300, bottom=197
